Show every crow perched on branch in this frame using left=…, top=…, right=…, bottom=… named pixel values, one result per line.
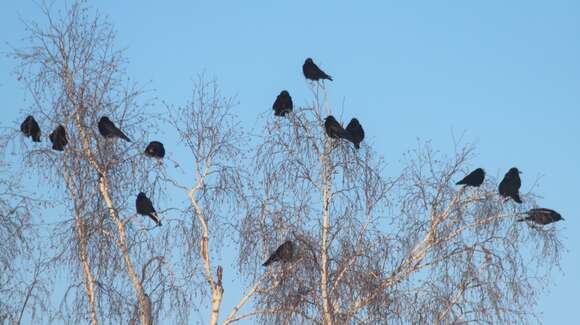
left=499, top=167, right=522, bottom=203
left=263, top=240, right=294, bottom=266
left=517, top=208, right=563, bottom=225
left=144, top=141, right=165, bottom=159
left=20, top=115, right=41, bottom=142
left=49, top=125, right=68, bottom=151
left=136, top=192, right=161, bottom=226
left=303, top=58, right=333, bottom=81
left=345, top=118, right=365, bottom=149
left=98, top=116, right=131, bottom=142
left=456, top=168, right=485, bottom=187
left=324, top=116, right=350, bottom=140
left=273, top=90, right=293, bottom=117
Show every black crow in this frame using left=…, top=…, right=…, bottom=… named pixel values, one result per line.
left=136, top=192, right=161, bottom=226
left=345, top=118, right=365, bottom=149
left=499, top=167, right=522, bottom=203
left=303, top=58, right=333, bottom=81
left=144, top=141, right=165, bottom=159
left=324, top=116, right=350, bottom=140
left=456, top=168, right=485, bottom=187
left=49, top=125, right=68, bottom=151
left=20, top=115, right=41, bottom=142
left=263, top=240, right=294, bottom=266
left=98, top=116, right=131, bottom=142
left=273, top=90, right=293, bottom=117
left=517, top=208, right=563, bottom=225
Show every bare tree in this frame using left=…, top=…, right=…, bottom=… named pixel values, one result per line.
left=6, top=2, right=563, bottom=325
left=0, top=140, right=51, bottom=324
left=11, top=3, right=192, bottom=324
left=235, top=86, right=562, bottom=325
left=165, top=76, right=247, bottom=325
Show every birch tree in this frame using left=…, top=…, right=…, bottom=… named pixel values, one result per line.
left=13, top=3, right=192, bottom=324
left=235, top=86, right=562, bottom=324
left=7, top=2, right=564, bottom=325
left=0, top=140, right=51, bottom=324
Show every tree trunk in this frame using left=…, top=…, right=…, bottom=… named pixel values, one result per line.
left=320, top=140, right=333, bottom=325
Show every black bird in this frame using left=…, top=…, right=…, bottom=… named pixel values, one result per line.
left=136, top=192, right=161, bottom=226
left=20, top=115, right=41, bottom=142
left=144, top=141, right=165, bottom=159
left=272, top=90, right=293, bottom=117
left=98, top=116, right=131, bottom=142
left=49, top=125, right=68, bottom=151
left=324, top=116, right=350, bottom=140
left=263, top=240, right=294, bottom=266
left=517, top=208, right=564, bottom=225
left=456, top=168, right=485, bottom=187
left=303, top=58, right=333, bottom=81
left=499, top=167, right=522, bottom=203
left=345, top=118, right=365, bottom=149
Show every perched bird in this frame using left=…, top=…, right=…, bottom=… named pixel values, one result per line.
left=98, top=116, right=131, bottom=142
left=517, top=208, right=563, bottom=225
left=136, top=192, right=161, bottom=226
left=272, top=90, right=293, bottom=117
left=345, top=118, right=365, bottom=149
left=324, top=116, right=350, bottom=140
left=49, top=125, right=68, bottom=151
left=303, top=58, right=333, bottom=81
left=263, top=240, right=294, bottom=266
left=20, top=115, right=41, bottom=142
left=456, top=168, right=485, bottom=187
left=144, top=141, right=165, bottom=159
left=499, top=167, right=522, bottom=203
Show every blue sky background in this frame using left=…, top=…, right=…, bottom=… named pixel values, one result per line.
left=1, top=1, right=579, bottom=323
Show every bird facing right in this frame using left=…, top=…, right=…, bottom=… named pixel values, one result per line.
left=456, top=168, right=485, bottom=187
left=136, top=192, right=161, bottom=226
left=498, top=167, right=522, bottom=203
left=303, top=58, right=333, bottom=81
left=263, top=240, right=294, bottom=266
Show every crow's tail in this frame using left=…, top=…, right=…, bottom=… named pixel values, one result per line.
left=149, top=212, right=161, bottom=226
left=119, top=132, right=131, bottom=142
left=262, top=257, right=273, bottom=267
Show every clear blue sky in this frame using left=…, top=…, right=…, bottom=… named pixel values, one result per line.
left=1, top=1, right=579, bottom=323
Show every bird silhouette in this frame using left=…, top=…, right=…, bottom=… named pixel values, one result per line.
left=98, top=116, right=131, bottom=142
left=273, top=90, right=293, bottom=117
left=324, top=116, right=350, bottom=140
left=517, top=208, right=563, bottom=225
left=144, top=141, right=165, bottom=159
left=49, top=125, right=68, bottom=151
left=345, top=118, right=365, bottom=149
left=499, top=167, right=522, bottom=203
left=136, top=192, right=161, bottom=226
left=303, top=58, right=333, bottom=81
left=20, top=115, right=41, bottom=142
left=263, top=240, right=294, bottom=266
left=456, top=168, right=485, bottom=187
